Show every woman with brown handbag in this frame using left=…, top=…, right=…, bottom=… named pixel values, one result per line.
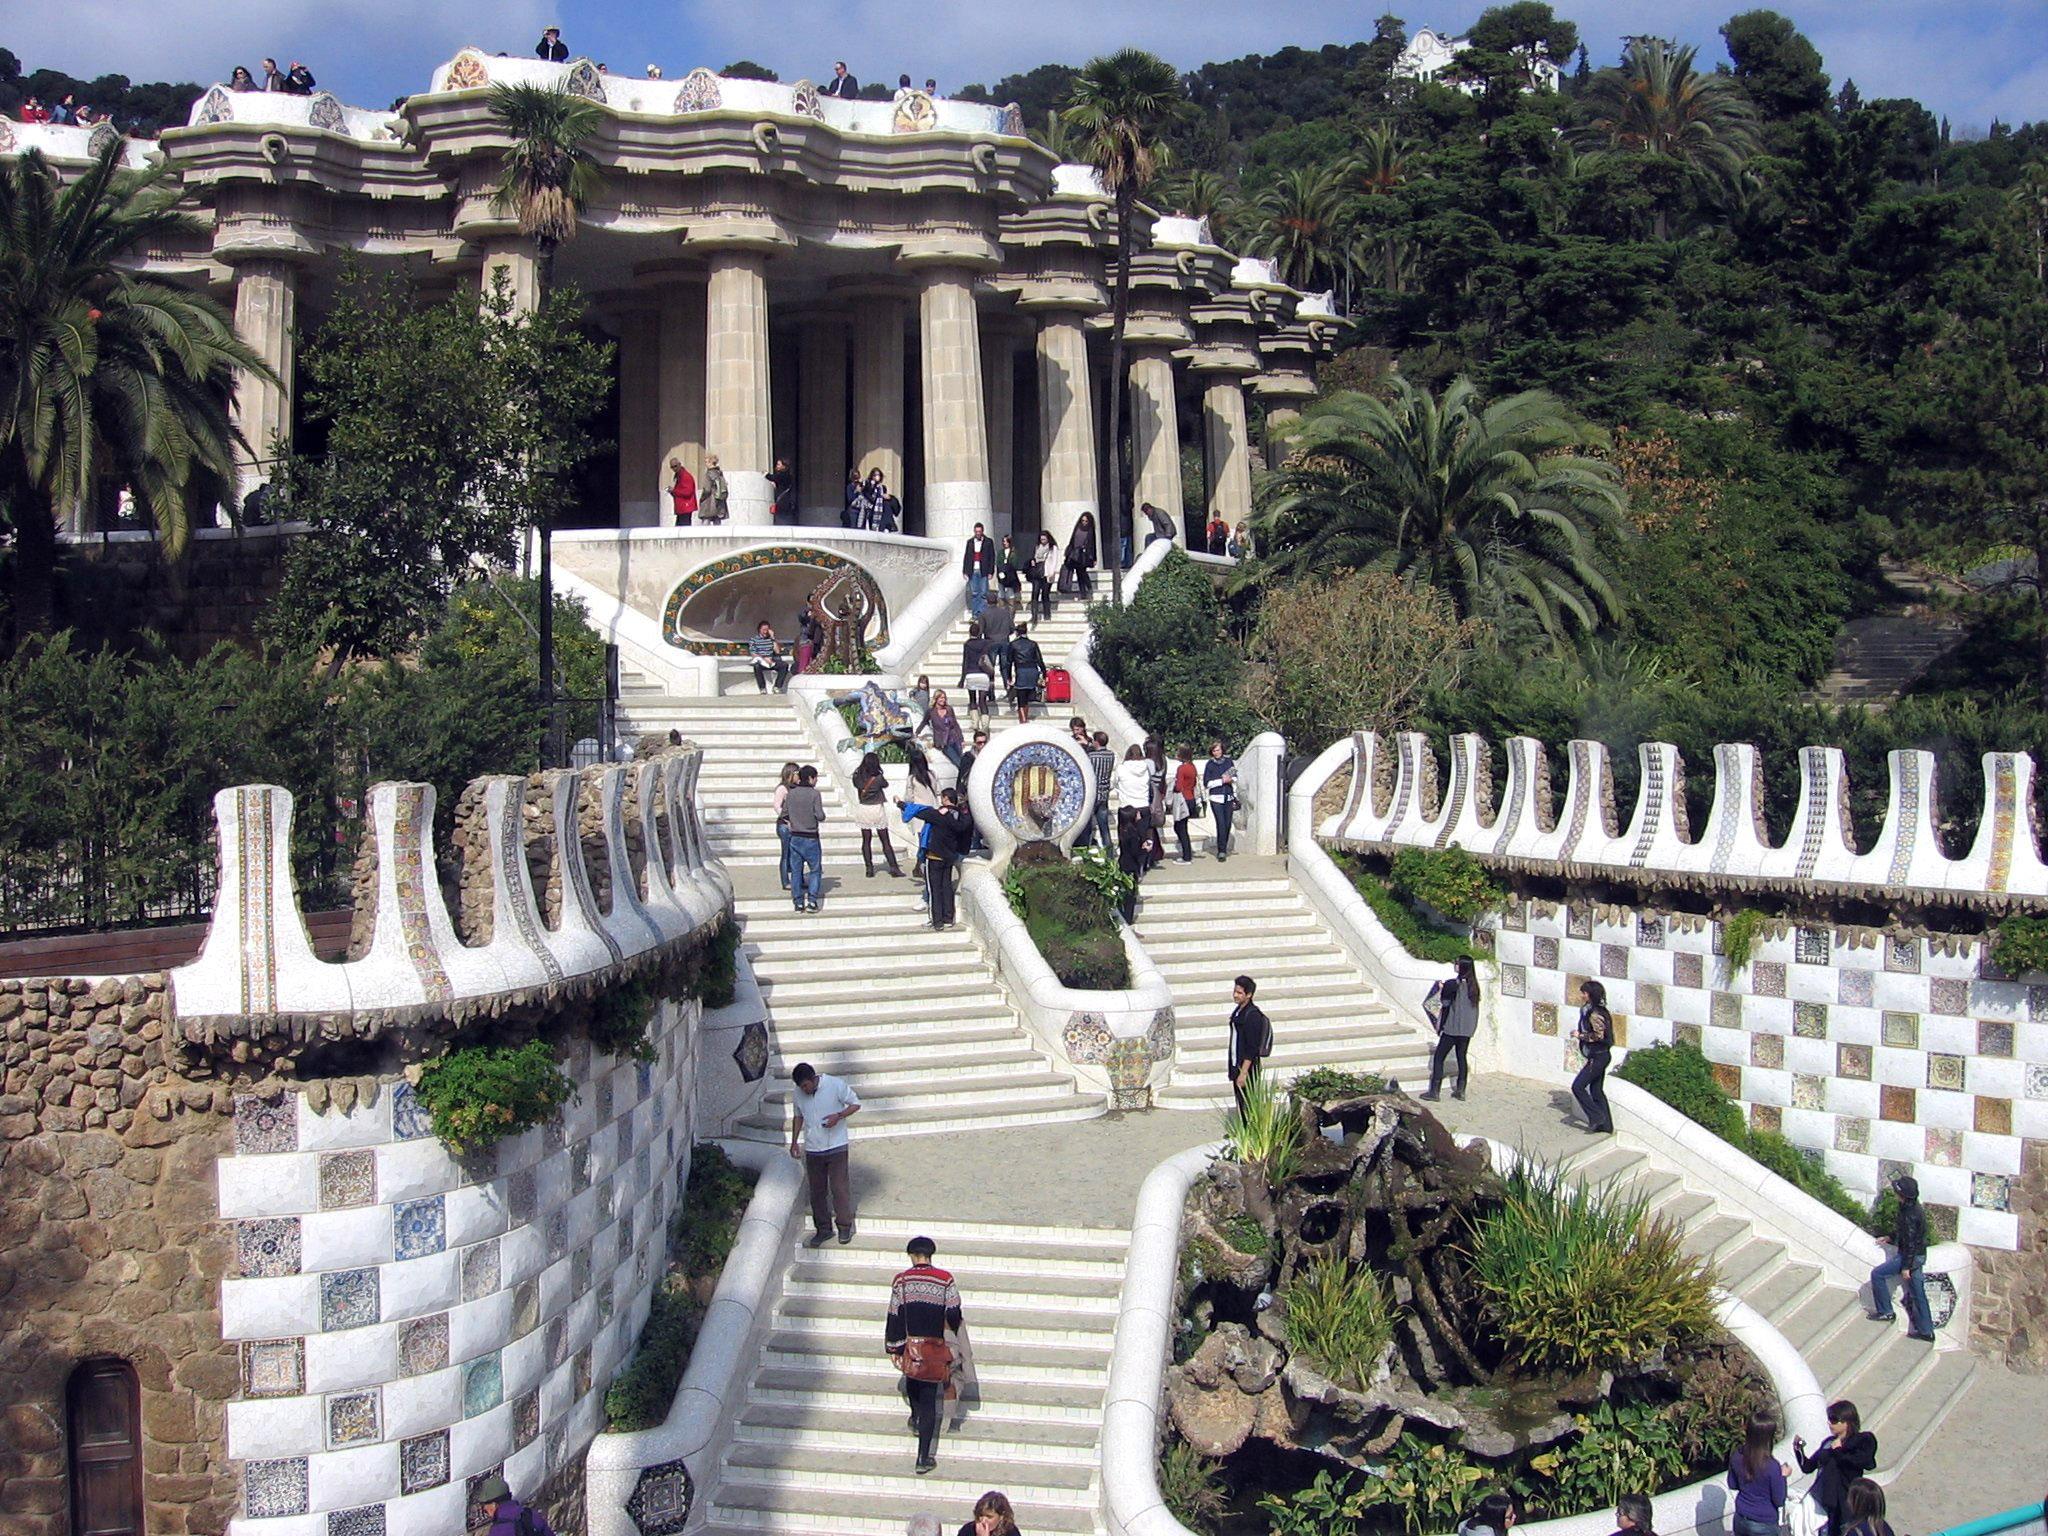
left=885, top=1235, right=964, bottom=1474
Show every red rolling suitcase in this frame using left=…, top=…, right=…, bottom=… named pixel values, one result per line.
left=1044, top=667, right=1073, bottom=704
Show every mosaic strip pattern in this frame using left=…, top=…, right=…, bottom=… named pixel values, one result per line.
left=1886, top=752, right=1921, bottom=888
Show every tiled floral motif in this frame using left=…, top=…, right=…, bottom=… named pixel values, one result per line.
left=1532, top=1002, right=1558, bottom=1036
left=514, top=1390, right=541, bottom=1448
left=1752, top=961, right=1787, bottom=998
left=2028, top=1064, right=2048, bottom=1102
left=1793, top=1001, right=1828, bottom=1040
left=1973, top=1173, right=2013, bottom=1212
left=320, top=1268, right=378, bottom=1331
left=513, top=1279, right=541, bottom=1338
left=329, top=1507, right=386, bottom=1536
left=732, top=1021, right=770, bottom=1083
left=461, top=1239, right=501, bottom=1303
left=398, top=1313, right=448, bottom=1375
left=1749, top=1103, right=1782, bottom=1135
left=238, top=1218, right=302, bottom=1278
left=1880, top=1085, right=1917, bottom=1123
left=1979, top=1020, right=2015, bottom=1058
left=1502, top=900, right=1528, bottom=932
left=1533, top=935, right=1560, bottom=969
left=1794, top=926, right=1831, bottom=965
left=327, top=1389, right=379, bottom=1448
left=1976, top=1097, right=2013, bottom=1136
left=1637, top=916, right=1665, bottom=947
left=1792, top=1074, right=1827, bottom=1111
left=627, top=1459, right=695, bottom=1536
left=1929, top=977, right=1968, bottom=1015
left=1882, top=1011, right=1920, bottom=1049
left=1885, top=936, right=1921, bottom=974
left=391, top=1080, right=433, bottom=1141
left=1711, top=992, right=1742, bottom=1030
left=1672, top=951, right=1704, bottom=990
left=463, top=1354, right=503, bottom=1417
left=1567, top=906, right=1593, bottom=940
left=1925, top=1127, right=1963, bottom=1167
left=394, top=1196, right=446, bottom=1260
left=1501, top=964, right=1527, bottom=998
left=245, top=1458, right=309, bottom=1519
left=234, top=1091, right=298, bottom=1155
left=319, top=1150, right=375, bottom=1210
left=1636, top=982, right=1665, bottom=1018
left=1751, top=1032, right=1784, bottom=1070
left=1837, top=1043, right=1872, bottom=1080
left=1834, top=1117, right=1869, bottom=1154
left=400, top=1430, right=449, bottom=1494
left=1839, top=968, right=1873, bottom=1007
left=242, top=1338, right=305, bottom=1398
left=1927, top=1053, right=1967, bottom=1092
left=1599, top=944, right=1629, bottom=979
left=507, top=1169, right=537, bottom=1225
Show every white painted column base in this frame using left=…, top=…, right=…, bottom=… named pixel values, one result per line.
left=720, top=470, right=776, bottom=527
left=925, top=480, right=995, bottom=543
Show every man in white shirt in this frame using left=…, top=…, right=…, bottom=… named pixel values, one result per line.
left=787, top=1061, right=861, bottom=1245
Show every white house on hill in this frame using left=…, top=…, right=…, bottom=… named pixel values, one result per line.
left=1394, top=25, right=1564, bottom=94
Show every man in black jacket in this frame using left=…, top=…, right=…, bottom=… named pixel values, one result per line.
left=537, top=28, right=569, bottom=62
left=961, top=522, right=995, bottom=618
left=1869, top=1174, right=1934, bottom=1340
left=902, top=789, right=971, bottom=929
left=822, top=61, right=860, bottom=98
left=1227, top=975, right=1272, bottom=1111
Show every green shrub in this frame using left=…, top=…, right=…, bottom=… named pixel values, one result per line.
left=1224, top=1069, right=1304, bottom=1184
left=1367, top=1435, right=1488, bottom=1536
left=1284, top=1258, right=1396, bottom=1388
left=1003, top=853, right=1130, bottom=989
left=1720, top=908, right=1765, bottom=975
left=1531, top=1400, right=1690, bottom=1517
left=1071, top=843, right=1136, bottom=910
left=1334, top=854, right=1479, bottom=963
left=1159, top=1438, right=1230, bottom=1535
left=1258, top=1468, right=1382, bottom=1536
left=1090, top=548, right=1262, bottom=749
left=1615, top=1043, right=1744, bottom=1141
left=1992, top=913, right=2048, bottom=978
left=1290, top=1066, right=1386, bottom=1103
left=818, top=647, right=880, bottom=674
left=1469, top=1159, right=1717, bottom=1373
left=1220, top=1212, right=1274, bottom=1257
left=414, top=1039, right=574, bottom=1156
left=1389, top=846, right=1506, bottom=923
left=589, top=977, right=657, bottom=1062
left=693, top=921, right=740, bottom=1010
left=674, top=1141, right=756, bottom=1275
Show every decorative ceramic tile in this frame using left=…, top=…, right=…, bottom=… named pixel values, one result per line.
left=1795, top=926, right=1831, bottom=965
left=598, top=1078, right=614, bottom=1123
left=574, top=1346, right=593, bottom=1400
left=1597, top=944, right=1626, bottom=979
left=1713, top=1062, right=1744, bottom=1098
left=1834, top=1117, right=1869, bottom=1154
left=320, top=1268, right=378, bottom=1331
left=1532, top=1002, right=1558, bottom=1036
left=572, top=1250, right=592, bottom=1297
left=1750, top=1102, right=1782, bottom=1135
left=1500, top=963, right=1527, bottom=998
left=2028, top=1064, right=2048, bottom=1101
left=1973, top=1173, right=2013, bottom=1212
left=1927, top=1053, right=1967, bottom=1092
left=1792, top=1074, right=1827, bottom=1111
left=1472, top=922, right=1496, bottom=954
left=618, top=1116, right=636, bottom=1160
left=1567, top=906, right=1593, bottom=940
left=636, top=1060, right=653, bottom=1098
left=1673, top=952, right=1704, bottom=989
left=512, top=1278, right=540, bottom=1338
left=2031, top=986, right=2048, bottom=1023
left=1976, top=1097, right=2013, bottom=1136
left=234, top=1091, right=298, bottom=1155
left=1503, top=900, right=1528, bottom=932
left=1753, top=961, right=1787, bottom=998
left=398, top=1313, right=448, bottom=1376
left=394, top=1195, right=446, bottom=1261
left=400, top=1430, right=449, bottom=1494
left=1636, top=983, right=1665, bottom=1019
left=1927, top=1203, right=1959, bottom=1243
left=1794, top=1001, right=1829, bottom=1040
left=619, top=1209, right=636, bottom=1257
left=242, top=1338, right=305, bottom=1398
left=545, top=1316, right=567, bottom=1370
left=627, top=1459, right=695, bottom=1536
left=1878, top=1157, right=1912, bottom=1190
left=1837, top=1043, right=1872, bottom=1080
left=1839, top=968, right=1874, bottom=1007
left=238, top=1218, right=302, bottom=1278
left=461, top=1238, right=501, bottom=1303
left=733, top=1021, right=770, bottom=1083
left=547, top=1210, right=568, bottom=1263
left=545, top=1422, right=566, bottom=1477
left=1880, top=1085, right=1917, bottom=1123
left=245, top=1458, right=310, bottom=1519
left=329, top=1506, right=386, bottom=1536
left=463, top=1353, right=503, bottom=1417
left=1886, top=936, right=1921, bottom=974
left=1637, top=915, right=1665, bottom=947
left=1925, top=1127, right=1963, bottom=1167
left=1929, top=977, right=1968, bottom=1015
left=506, top=1168, right=536, bottom=1225
left=467, top=1469, right=507, bottom=1534
left=597, top=1279, right=615, bottom=1327
left=1979, top=1020, right=2016, bottom=1057
left=1711, top=991, right=1742, bottom=1030
left=391, top=1080, right=433, bottom=1141
left=571, top=1143, right=591, bottom=1193
left=327, top=1389, right=379, bottom=1449
left=1882, top=1011, right=1920, bottom=1049
left=1674, top=1023, right=1703, bottom=1050
left=319, top=1150, right=375, bottom=1211
left=1751, top=1032, right=1785, bottom=1069
left=544, top=1116, right=566, bottom=1154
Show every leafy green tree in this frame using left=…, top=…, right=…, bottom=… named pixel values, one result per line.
left=1720, top=11, right=1831, bottom=121
left=1456, top=2, right=1579, bottom=103
left=1248, top=165, right=1355, bottom=293
left=0, top=143, right=266, bottom=639
left=720, top=60, right=778, bottom=82
left=988, top=63, right=1082, bottom=123
left=1573, top=38, right=1762, bottom=236
left=1257, top=379, right=1626, bottom=641
left=487, top=83, right=603, bottom=293
left=1061, top=49, right=1184, bottom=605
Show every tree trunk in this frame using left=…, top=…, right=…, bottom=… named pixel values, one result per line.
left=534, top=235, right=560, bottom=769
left=7, top=484, right=61, bottom=640
left=1107, top=189, right=1133, bottom=609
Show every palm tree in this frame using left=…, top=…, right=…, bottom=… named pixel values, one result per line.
left=1062, top=49, right=1184, bottom=606
left=1160, top=167, right=1243, bottom=247
left=1248, top=165, right=1355, bottom=294
left=1572, top=37, right=1761, bottom=238
left=0, top=143, right=267, bottom=637
left=1255, top=378, right=1627, bottom=642
left=487, top=81, right=603, bottom=766
left=1345, top=122, right=1415, bottom=294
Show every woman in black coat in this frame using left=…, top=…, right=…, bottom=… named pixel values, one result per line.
left=1572, top=979, right=1615, bottom=1133
left=1795, top=1400, right=1878, bottom=1536
left=1064, top=512, right=1098, bottom=597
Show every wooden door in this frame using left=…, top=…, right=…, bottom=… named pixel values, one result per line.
left=67, top=1358, right=144, bottom=1536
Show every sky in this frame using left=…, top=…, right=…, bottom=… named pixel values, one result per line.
left=6, top=1, right=2043, bottom=130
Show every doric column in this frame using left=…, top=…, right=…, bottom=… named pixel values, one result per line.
left=231, top=259, right=296, bottom=495
left=479, top=237, right=541, bottom=315
left=703, top=249, right=774, bottom=525
left=1035, top=310, right=1098, bottom=550
left=917, top=268, right=992, bottom=543
left=615, top=307, right=662, bottom=527
left=1202, top=372, right=1254, bottom=529
left=852, top=294, right=907, bottom=496
left=980, top=324, right=1021, bottom=539
left=1128, top=346, right=1184, bottom=543
left=1264, top=406, right=1302, bottom=470
left=657, top=278, right=706, bottom=488
left=797, top=317, right=849, bottom=524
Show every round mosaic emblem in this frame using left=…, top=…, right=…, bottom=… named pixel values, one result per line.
left=980, top=735, right=1090, bottom=848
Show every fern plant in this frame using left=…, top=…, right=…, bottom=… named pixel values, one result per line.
left=1720, top=908, right=1765, bottom=975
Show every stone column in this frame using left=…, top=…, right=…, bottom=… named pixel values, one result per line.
left=703, top=249, right=774, bottom=525
left=616, top=310, right=661, bottom=527
left=917, top=268, right=992, bottom=544
left=231, top=259, right=296, bottom=496
left=656, top=280, right=706, bottom=486
left=797, top=318, right=848, bottom=524
left=1202, top=372, right=1253, bottom=530
left=980, top=325, right=1019, bottom=539
left=1128, top=346, right=1184, bottom=543
left=852, top=295, right=907, bottom=496
left=1264, top=405, right=1302, bottom=470
left=480, top=237, right=541, bottom=315
left=1035, top=310, right=1098, bottom=550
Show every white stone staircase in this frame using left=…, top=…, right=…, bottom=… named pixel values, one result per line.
left=697, top=1216, right=1125, bottom=1536
left=1565, top=1141, right=1978, bottom=1484
left=1131, top=865, right=1438, bottom=1108
left=909, top=597, right=1099, bottom=742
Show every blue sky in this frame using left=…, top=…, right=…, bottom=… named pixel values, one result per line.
left=9, top=2, right=2042, bottom=130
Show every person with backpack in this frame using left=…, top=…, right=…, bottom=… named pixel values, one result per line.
left=886, top=1235, right=965, bottom=1475
left=1869, top=1174, right=1935, bottom=1340
left=475, top=1474, right=556, bottom=1536
left=1421, top=955, right=1481, bottom=1102
left=1227, top=974, right=1272, bottom=1111
left=1168, top=745, right=1200, bottom=863
left=1572, top=979, right=1616, bottom=1133
left=1726, top=1412, right=1789, bottom=1536
left=1795, top=1400, right=1878, bottom=1536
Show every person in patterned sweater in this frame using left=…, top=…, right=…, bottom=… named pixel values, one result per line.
left=884, top=1236, right=965, bottom=1474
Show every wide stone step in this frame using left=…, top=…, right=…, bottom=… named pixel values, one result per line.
left=733, top=1400, right=1101, bottom=1451
left=751, top=948, right=992, bottom=981
left=1143, top=931, right=1330, bottom=959
left=765, top=1036, right=1037, bottom=1074
left=733, top=1092, right=1106, bottom=1139
left=775, top=1295, right=1117, bottom=1345
left=705, top=1478, right=1096, bottom=1535
left=757, top=968, right=998, bottom=1005
left=1740, top=1256, right=1826, bottom=1323
left=739, top=1364, right=1103, bottom=1415
left=1155, top=953, right=1357, bottom=982
left=759, top=1070, right=1085, bottom=1112
left=1176, top=995, right=1386, bottom=1023
left=721, top=1440, right=1098, bottom=1494
left=1778, top=1288, right=1864, bottom=1357
left=1865, top=1348, right=1975, bottom=1482
left=766, top=997, right=1021, bottom=1029
left=779, top=1273, right=1121, bottom=1312
left=761, top=1329, right=1110, bottom=1379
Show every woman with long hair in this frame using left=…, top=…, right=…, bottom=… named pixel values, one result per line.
left=1169, top=744, right=1200, bottom=864
left=1029, top=531, right=1059, bottom=621
left=927, top=689, right=965, bottom=768
left=851, top=751, right=903, bottom=879
left=905, top=745, right=940, bottom=882
left=1573, top=978, right=1616, bottom=1133
left=1065, top=511, right=1098, bottom=597
left=1840, top=1480, right=1892, bottom=1536
left=1795, top=1401, right=1878, bottom=1536
left=1458, top=1492, right=1516, bottom=1536
left=771, top=761, right=800, bottom=892
left=959, top=622, right=992, bottom=719
left=1422, top=954, right=1481, bottom=1102
left=1727, top=1412, right=1788, bottom=1536
left=957, top=1490, right=1019, bottom=1536
left=997, top=533, right=1024, bottom=601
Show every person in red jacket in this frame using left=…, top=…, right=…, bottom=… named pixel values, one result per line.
left=667, top=456, right=697, bottom=525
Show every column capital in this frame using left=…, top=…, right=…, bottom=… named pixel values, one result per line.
left=1009, top=278, right=1107, bottom=317
left=895, top=241, right=1005, bottom=274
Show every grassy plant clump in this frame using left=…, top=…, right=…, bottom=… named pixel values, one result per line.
left=1159, top=1437, right=1230, bottom=1534
left=1389, top=846, right=1507, bottom=923
left=1720, top=908, right=1766, bottom=975
left=1469, top=1159, right=1716, bottom=1374
left=1291, top=1066, right=1387, bottom=1103
left=1223, top=1069, right=1304, bottom=1184
left=1992, top=912, right=2048, bottom=977
left=1284, top=1257, right=1396, bottom=1388
left=1003, top=848, right=1130, bottom=989
left=414, top=1039, right=574, bottom=1156
left=692, top=920, right=740, bottom=1010
left=1334, top=853, right=1480, bottom=963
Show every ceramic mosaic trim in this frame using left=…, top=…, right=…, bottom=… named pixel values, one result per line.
left=1628, top=750, right=1665, bottom=867
left=1886, top=751, right=1921, bottom=887
left=660, top=546, right=891, bottom=654
left=393, top=784, right=454, bottom=1002
left=1988, top=754, right=2018, bottom=892
left=1708, top=744, right=1745, bottom=873
left=1795, top=751, right=1831, bottom=880
left=237, top=786, right=280, bottom=1013
left=498, top=787, right=565, bottom=983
